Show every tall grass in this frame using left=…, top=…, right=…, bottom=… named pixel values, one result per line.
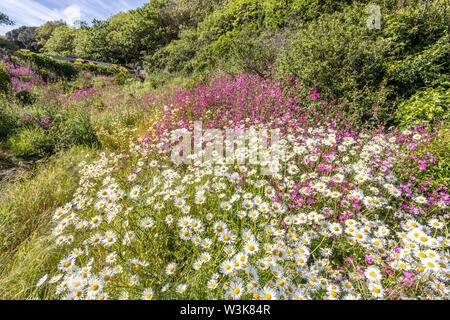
left=0, top=146, right=96, bottom=299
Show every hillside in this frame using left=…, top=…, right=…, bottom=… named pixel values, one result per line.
left=0, top=0, right=448, bottom=301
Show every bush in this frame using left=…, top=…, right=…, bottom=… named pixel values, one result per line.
left=75, top=61, right=130, bottom=76
left=403, top=124, right=450, bottom=191
left=15, top=90, right=37, bottom=105
left=276, top=2, right=394, bottom=125
left=147, top=29, right=200, bottom=74
left=422, top=125, right=450, bottom=189
left=0, top=37, right=19, bottom=55
left=145, top=0, right=267, bottom=75
left=0, top=100, right=19, bottom=139
left=10, top=42, right=135, bottom=90
left=0, top=63, right=10, bottom=94
left=389, top=34, right=450, bottom=96
left=113, top=71, right=133, bottom=85
left=383, top=0, right=449, bottom=56
left=57, top=111, right=99, bottom=148
left=6, top=126, right=55, bottom=158
left=145, top=0, right=358, bottom=76
left=396, top=82, right=449, bottom=126
left=13, top=49, right=78, bottom=81
left=4, top=102, right=99, bottom=158
left=228, top=26, right=291, bottom=76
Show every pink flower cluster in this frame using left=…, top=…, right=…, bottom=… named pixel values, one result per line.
left=2, top=60, right=44, bottom=92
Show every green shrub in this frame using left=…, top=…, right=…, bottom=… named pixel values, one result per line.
left=0, top=100, right=19, bottom=139
left=13, top=49, right=78, bottom=81
left=389, top=34, right=450, bottom=96
left=145, top=0, right=357, bottom=76
left=0, top=37, right=19, bottom=55
left=396, top=82, right=449, bottom=126
left=383, top=0, right=449, bottom=56
left=57, top=111, right=99, bottom=148
left=77, top=62, right=129, bottom=76
left=145, top=0, right=267, bottom=75
left=15, top=90, right=38, bottom=105
left=113, top=71, right=133, bottom=85
left=228, top=26, right=290, bottom=76
left=411, top=124, right=450, bottom=190
left=6, top=126, right=55, bottom=158
left=0, top=64, right=10, bottom=94
left=5, top=103, right=100, bottom=158
left=145, top=76, right=162, bottom=89
left=147, top=29, right=200, bottom=74
left=276, top=2, right=394, bottom=125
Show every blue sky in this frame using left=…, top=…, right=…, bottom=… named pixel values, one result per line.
left=0, top=0, right=149, bottom=35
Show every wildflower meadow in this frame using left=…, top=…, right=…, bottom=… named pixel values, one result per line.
left=0, top=0, right=448, bottom=303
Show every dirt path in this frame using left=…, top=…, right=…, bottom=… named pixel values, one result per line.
left=0, top=148, right=44, bottom=185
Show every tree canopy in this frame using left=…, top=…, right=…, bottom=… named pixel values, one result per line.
left=0, top=12, right=14, bottom=26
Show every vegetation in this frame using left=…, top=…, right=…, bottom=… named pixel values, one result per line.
left=0, top=12, right=14, bottom=26
left=0, top=0, right=448, bottom=301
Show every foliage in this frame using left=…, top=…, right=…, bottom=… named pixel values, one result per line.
left=55, top=110, right=99, bottom=149
left=276, top=3, right=394, bottom=125
left=42, top=25, right=76, bottom=57
left=0, top=12, right=14, bottom=26
left=0, top=36, right=19, bottom=54
left=396, top=83, right=449, bottom=126
left=0, top=98, right=19, bottom=139
left=229, top=26, right=291, bottom=77
left=413, top=124, right=450, bottom=190
left=73, top=61, right=130, bottom=77
left=113, top=71, right=133, bottom=85
left=382, top=0, right=449, bottom=56
left=0, top=146, right=96, bottom=299
left=15, top=90, right=37, bottom=105
left=11, top=50, right=131, bottom=83
left=36, top=21, right=67, bottom=49
left=389, top=34, right=450, bottom=96
left=6, top=126, right=55, bottom=157
left=13, top=49, right=78, bottom=81
left=0, top=63, right=11, bottom=94
left=5, top=26, right=41, bottom=52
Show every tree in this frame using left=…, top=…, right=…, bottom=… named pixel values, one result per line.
left=0, top=12, right=14, bottom=26
left=83, top=19, right=110, bottom=62
left=5, top=26, right=40, bottom=51
left=42, top=24, right=77, bottom=57
left=73, top=20, right=89, bottom=29
left=73, top=28, right=90, bottom=59
left=105, top=12, right=141, bottom=64
left=133, top=0, right=181, bottom=60
left=36, top=20, right=66, bottom=49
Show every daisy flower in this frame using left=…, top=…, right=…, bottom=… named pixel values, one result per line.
left=365, top=266, right=382, bottom=282
left=142, top=288, right=154, bottom=300
left=176, top=284, right=187, bottom=294
left=165, top=263, right=176, bottom=275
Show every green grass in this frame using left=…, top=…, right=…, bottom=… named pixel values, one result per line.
left=0, top=145, right=96, bottom=299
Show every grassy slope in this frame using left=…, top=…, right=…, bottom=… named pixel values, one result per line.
left=0, top=146, right=96, bottom=299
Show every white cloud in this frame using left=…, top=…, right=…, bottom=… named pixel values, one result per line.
left=61, top=4, right=82, bottom=27
left=0, top=0, right=148, bottom=35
